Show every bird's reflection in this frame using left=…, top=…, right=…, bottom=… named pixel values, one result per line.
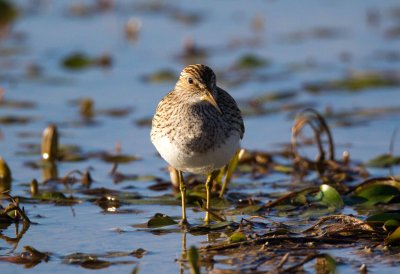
left=178, top=229, right=219, bottom=274
left=179, top=231, right=187, bottom=274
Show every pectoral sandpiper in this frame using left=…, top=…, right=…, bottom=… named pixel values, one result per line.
left=151, top=64, right=244, bottom=225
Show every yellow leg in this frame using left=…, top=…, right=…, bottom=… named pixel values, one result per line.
left=204, top=170, right=219, bottom=223
left=215, top=166, right=226, bottom=189
left=178, top=170, right=189, bottom=226
left=219, top=149, right=244, bottom=198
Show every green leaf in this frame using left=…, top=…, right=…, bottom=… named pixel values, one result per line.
left=210, top=197, right=232, bottom=209
left=228, top=231, right=246, bottom=243
left=344, top=195, right=368, bottom=205
left=293, top=193, right=307, bottom=205
left=145, top=69, right=176, bottom=83
left=366, top=213, right=400, bottom=223
left=353, top=185, right=400, bottom=205
left=40, top=191, right=67, bottom=200
left=366, top=154, right=400, bottom=168
left=318, top=184, right=344, bottom=209
left=299, top=207, right=338, bottom=219
left=189, top=221, right=237, bottom=234
left=362, top=195, right=396, bottom=206
left=384, top=220, right=400, bottom=232
left=357, top=184, right=400, bottom=198
left=233, top=54, right=269, bottom=70
left=332, top=72, right=398, bottom=91
left=385, top=226, right=400, bottom=245
left=62, top=53, right=94, bottom=70
left=147, top=213, right=177, bottom=228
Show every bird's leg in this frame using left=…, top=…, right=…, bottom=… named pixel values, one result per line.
left=204, top=170, right=220, bottom=223
left=178, top=170, right=189, bottom=226
left=212, top=165, right=228, bottom=193
left=215, top=166, right=226, bottom=190
left=219, top=149, right=244, bottom=198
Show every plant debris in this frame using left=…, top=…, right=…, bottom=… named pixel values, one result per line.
left=232, top=54, right=269, bottom=70
left=304, top=71, right=400, bottom=93
left=0, top=246, right=49, bottom=268
left=61, top=52, right=112, bottom=70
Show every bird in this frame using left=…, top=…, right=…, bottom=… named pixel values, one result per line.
left=151, top=64, right=244, bottom=225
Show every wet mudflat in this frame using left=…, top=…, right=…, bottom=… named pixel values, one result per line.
left=1, top=0, right=400, bottom=273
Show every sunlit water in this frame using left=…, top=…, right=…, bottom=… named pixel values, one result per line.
left=1, top=0, right=400, bottom=273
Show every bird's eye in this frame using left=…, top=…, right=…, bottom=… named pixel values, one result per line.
left=187, top=77, right=193, bottom=84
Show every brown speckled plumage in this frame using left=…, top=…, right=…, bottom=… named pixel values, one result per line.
left=151, top=64, right=244, bottom=174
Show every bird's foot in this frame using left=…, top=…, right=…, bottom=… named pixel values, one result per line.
left=179, top=218, right=190, bottom=229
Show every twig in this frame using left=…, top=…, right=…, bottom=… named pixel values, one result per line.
left=276, top=252, right=290, bottom=269
left=291, top=108, right=335, bottom=162
left=302, top=215, right=374, bottom=233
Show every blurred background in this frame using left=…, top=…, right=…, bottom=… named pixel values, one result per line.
left=0, top=0, right=400, bottom=273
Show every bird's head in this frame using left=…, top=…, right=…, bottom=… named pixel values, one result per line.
left=176, top=64, right=222, bottom=113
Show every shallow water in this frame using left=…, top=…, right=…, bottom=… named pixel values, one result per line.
left=1, top=0, right=400, bottom=273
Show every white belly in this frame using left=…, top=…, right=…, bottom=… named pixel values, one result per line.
left=152, top=133, right=241, bottom=174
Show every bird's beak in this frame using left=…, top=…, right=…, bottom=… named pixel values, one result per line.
left=201, top=90, right=222, bottom=114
